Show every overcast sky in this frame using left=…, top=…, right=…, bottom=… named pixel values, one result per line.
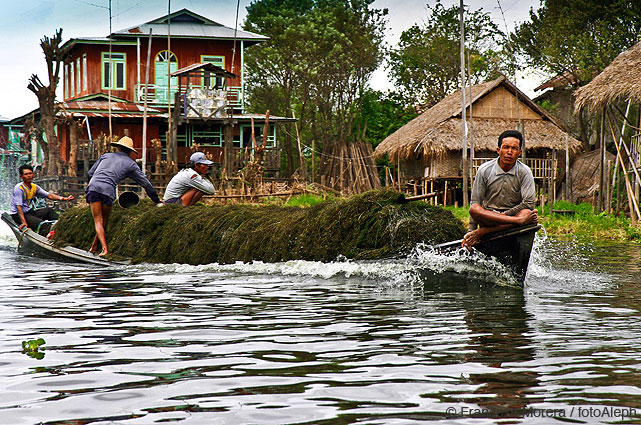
left=0, top=0, right=542, bottom=120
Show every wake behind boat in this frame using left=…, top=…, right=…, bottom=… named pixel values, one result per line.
left=432, top=223, right=541, bottom=283
left=1, top=212, right=119, bottom=266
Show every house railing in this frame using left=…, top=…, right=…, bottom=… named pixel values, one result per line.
left=134, top=84, right=243, bottom=111
left=472, top=157, right=557, bottom=180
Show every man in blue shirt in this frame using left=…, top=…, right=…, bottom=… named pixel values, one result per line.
left=10, top=164, right=74, bottom=235
left=86, top=136, right=161, bottom=256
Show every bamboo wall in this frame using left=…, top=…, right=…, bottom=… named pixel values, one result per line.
left=472, top=87, right=542, bottom=120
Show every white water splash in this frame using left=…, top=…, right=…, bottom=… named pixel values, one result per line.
left=128, top=241, right=522, bottom=288
left=526, top=230, right=612, bottom=291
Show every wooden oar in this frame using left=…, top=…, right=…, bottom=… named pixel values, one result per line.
left=398, top=193, right=437, bottom=203
left=431, top=224, right=541, bottom=252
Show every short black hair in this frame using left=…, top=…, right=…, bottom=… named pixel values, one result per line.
left=498, top=130, right=523, bottom=148
left=118, top=145, right=133, bottom=154
left=18, top=164, right=33, bottom=176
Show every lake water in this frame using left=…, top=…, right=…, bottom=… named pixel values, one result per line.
left=0, top=220, right=640, bottom=424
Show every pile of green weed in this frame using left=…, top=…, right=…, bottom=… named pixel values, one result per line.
left=53, top=189, right=466, bottom=265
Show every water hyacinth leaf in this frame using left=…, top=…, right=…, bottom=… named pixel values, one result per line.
left=53, top=189, right=466, bottom=265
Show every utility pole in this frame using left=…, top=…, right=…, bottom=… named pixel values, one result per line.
left=460, top=0, right=468, bottom=206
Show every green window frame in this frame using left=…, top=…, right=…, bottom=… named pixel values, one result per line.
left=64, top=63, right=69, bottom=98
left=102, top=52, right=126, bottom=90
left=82, top=54, right=87, bottom=92
left=236, top=124, right=276, bottom=149
left=200, top=55, right=225, bottom=88
left=70, top=62, right=75, bottom=96
left=76, top=58, right=81, bottom=94
left=192, top=128, right=223, bottom=147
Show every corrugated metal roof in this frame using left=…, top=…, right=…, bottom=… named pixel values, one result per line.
left=58, top=100, right=167, bottom=118
left=114, top=22, right=267, bottom=42
left=68, top=112, right=168, bottom=119
left=60, top=100, right=165, bottom=114
left=112, top=9, right=267, bottom=43
left=172, top=62, right=237, bottom=78
left=234, top=113, right=297, bottom=123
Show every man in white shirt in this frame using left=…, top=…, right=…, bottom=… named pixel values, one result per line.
left=163, top=152, right=216, bottom=206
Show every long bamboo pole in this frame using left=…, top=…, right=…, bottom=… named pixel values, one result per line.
left=108, top=0, right=112, bottom=142
left=459, top=0, right=468, bottom=206
left=167, top=0, right=173, bottom=171
left=141, top=29, right=153, bottom=175
left=610, top=101, right=632, bottom=208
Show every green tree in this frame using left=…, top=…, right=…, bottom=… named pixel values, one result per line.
left=388, top=0, right=506, bottom=108
left=359, top=89, right=417, bottom=147
left=243, top=0, right=387, bottom=177
left=359, top=89, right=418, bottom=183
left=511, top=0, right=641, bottom=148
left=511, top=0, right=641, bottom=88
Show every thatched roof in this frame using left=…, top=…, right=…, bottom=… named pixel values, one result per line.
left=375, top=76, right=581, bottom=161
left=574, top=42, right=641, bottom=112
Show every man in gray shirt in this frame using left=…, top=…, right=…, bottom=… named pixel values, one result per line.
left=163, top=152, right=216, bottom=206
left=463, top=129, right=538, bottom=247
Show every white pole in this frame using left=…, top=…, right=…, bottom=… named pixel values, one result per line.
left=459, top=0, right=468, bottom=206
left=142, top=29, right=153, bottom=175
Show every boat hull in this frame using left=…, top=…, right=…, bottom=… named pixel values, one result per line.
left=2, top=212, right=116, bottom=266
left=434, top=224, right=540, bottom=284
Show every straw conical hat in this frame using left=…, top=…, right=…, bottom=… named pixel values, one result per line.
left=111, top=136, right=138, bottom=153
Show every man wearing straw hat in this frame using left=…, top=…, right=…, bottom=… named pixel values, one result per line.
left=86, top=136, right=161, bottom=256
left=163, top=152, right=215, bottom=206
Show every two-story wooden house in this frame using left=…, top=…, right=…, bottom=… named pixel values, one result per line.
left=57, top=8, right=293, bottom=177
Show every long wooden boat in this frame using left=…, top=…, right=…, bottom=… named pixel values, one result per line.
left=2, top=212, right=118, bottom=266
left=432, top=223, right=541, bottom=284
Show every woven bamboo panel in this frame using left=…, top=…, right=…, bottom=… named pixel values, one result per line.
left=473, top=87, right=541, bottom=120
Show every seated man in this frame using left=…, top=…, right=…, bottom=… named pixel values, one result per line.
left=463, top=129, right=538, bottom=248
left=10, top=164, right=75, bottom=234
left=163, top=152, right=216, bottom=206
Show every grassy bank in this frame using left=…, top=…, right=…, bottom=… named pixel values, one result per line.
left=445, top=201, right=641, bottom=242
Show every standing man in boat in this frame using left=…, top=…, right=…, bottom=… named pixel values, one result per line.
left=163, top=152, right=215, bottom=206
left=10, top=164, right=75, bottom=234
left=86, top=136, right=162, bottom=256
left=462, top=129, right=538, bottom=248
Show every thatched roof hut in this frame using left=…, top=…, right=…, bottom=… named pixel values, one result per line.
left=574, top=41, right=641, bottom=112
left=375, top=76, right=581, bottom=163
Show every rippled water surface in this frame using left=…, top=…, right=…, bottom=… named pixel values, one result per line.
left=1, top=224, right=640, bottom=424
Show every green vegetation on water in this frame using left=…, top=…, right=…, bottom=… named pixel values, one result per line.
left=447, top=201, right=641, bottom=242
left=54, top=190, right=466, bottom=264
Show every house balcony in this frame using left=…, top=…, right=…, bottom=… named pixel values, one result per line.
left=134, top=84, right=244, bottom=112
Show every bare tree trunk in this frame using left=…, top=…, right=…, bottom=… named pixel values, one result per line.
left=27, top=29, right=71, bottom=176
left=67, top=119, right=79, bottom=177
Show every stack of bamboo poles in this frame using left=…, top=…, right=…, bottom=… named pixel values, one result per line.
left=318, top=142, right=381, bottom=195
left=606, top=108, right=641, bottom=224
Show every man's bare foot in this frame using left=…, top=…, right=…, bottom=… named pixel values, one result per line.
left=462, top=228, right=490, bottom=248
left=99, top=249, right=108, bottom=257
left=89, top=238, right=100, bottom=254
